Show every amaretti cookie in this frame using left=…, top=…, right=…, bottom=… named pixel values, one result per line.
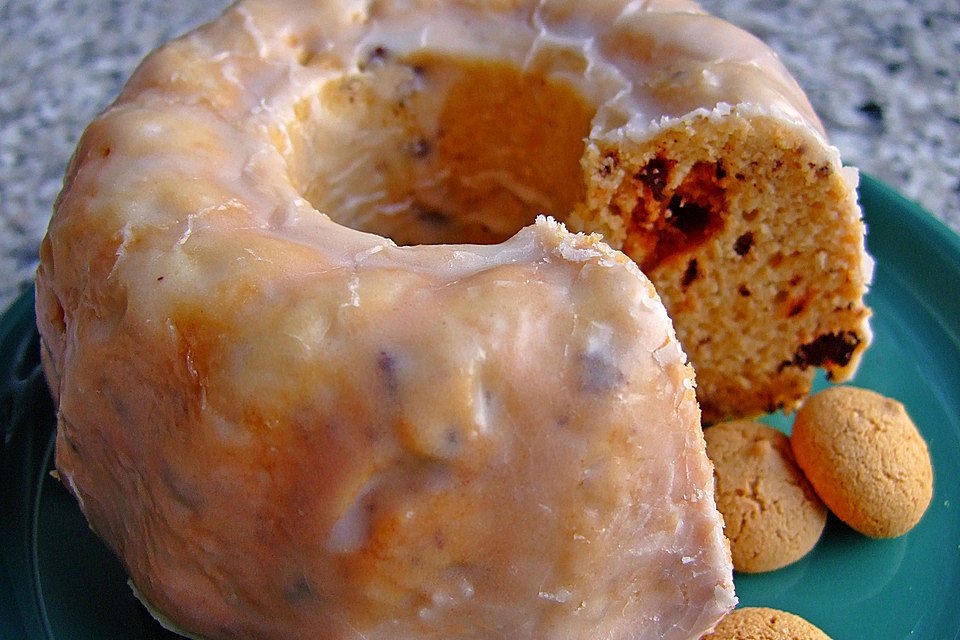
left=705, top=420, right=827, bottom=572
left=791, top=386, right=933, bottom=538
left=701, top=607, right=833, bottom=640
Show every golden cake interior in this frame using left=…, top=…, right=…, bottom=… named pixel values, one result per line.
left=577, top=118, right=869, bottom=421
left=273, top=50, right=869, bottom=422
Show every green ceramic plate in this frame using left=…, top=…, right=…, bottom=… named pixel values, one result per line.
left=2, top=175, right=959, bottom=640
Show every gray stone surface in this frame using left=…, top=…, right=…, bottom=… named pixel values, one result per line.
left=2, top=0, right=959, bottom=309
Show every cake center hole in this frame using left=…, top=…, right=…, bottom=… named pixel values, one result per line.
left=281, top=53, right=595, bottom=245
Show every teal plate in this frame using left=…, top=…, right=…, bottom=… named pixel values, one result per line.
left=2, top=175, right=959, bottom=639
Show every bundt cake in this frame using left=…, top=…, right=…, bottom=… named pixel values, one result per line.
left=35, top=0, right=873, bottom=637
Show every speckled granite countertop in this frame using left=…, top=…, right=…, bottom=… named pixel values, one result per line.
left=1, top=0, right=958, bottom=308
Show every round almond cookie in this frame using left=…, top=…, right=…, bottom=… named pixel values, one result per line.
left=700, top=607, right=833, bottom=640
left=791, top=386, right=933, bottom=538
left=704, top=420, right=827, bottom=573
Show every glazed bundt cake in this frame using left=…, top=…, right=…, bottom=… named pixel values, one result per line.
left=35, top=0, right=872, bottom=638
